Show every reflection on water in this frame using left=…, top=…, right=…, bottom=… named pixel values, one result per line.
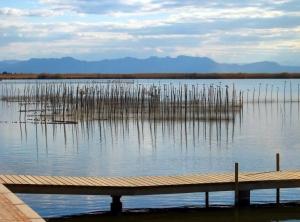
left=0, top=79, right=300, bottom=219
left=8, top=100, right=300, bottom=159
left=17, top=118, right=237, bottom=155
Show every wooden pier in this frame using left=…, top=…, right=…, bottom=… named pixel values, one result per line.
left=1, top=155, right=300, bottom=219
left=1, top=169, right=300, bottom=216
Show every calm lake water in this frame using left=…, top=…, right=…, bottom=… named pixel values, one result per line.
left=0, top=79, right=300, bottom=221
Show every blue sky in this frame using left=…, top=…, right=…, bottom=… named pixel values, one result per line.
left=0, top=0, right=300, bottom=65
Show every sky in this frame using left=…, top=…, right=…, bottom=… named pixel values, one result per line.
left=0, top=0, right=300, bottom=65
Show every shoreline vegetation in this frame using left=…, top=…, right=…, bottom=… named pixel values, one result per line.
left=1, top=73, right=300, bottom=80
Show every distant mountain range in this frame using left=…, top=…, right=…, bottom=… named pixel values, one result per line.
left=0, top=56, right=299, bottom=73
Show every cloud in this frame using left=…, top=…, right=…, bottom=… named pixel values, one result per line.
left=0, top=0, right=299, bottom=65
left=0, top=7, right=62, bottom=17
left=38, top=0, right=142, bottom=14
left=36, top=0, right=299, bottom=15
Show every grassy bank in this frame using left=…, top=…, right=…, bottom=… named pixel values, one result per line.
left=1, top=73, right=300, bottom=80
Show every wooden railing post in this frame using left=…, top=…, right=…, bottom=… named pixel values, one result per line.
left=276, top=153, right=280, bottom=171
left=276, top=153, right=280, bottom=206
left=235, top=162, right=239, bottom=206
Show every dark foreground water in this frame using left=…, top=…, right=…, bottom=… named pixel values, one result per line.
left=48, top=206, right=300, bottom=222
left=0, top=79, right=300, bottom=221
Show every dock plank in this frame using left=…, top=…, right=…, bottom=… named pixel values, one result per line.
left=0, top=184, right=45, bottom=222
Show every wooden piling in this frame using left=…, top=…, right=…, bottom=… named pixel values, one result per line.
left=276, top=153, right=280, bottom=206
left=235, top=162, right=239, bottom=206
left=298, top=84, right=300, bottom=103
left=205, top=192, right=209, bottom=208
left=111, top=195, right=122, bottom=214
left=238, top=190, right=250, bottom=206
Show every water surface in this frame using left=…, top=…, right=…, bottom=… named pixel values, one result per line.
left=0, top=79, right=300, bottom=220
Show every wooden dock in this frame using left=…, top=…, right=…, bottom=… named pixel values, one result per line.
left=0, top=155, right=299, bottom=218
left=0, top=184, right=45, bottom=221
left=1, top=169, right=300, bottom=215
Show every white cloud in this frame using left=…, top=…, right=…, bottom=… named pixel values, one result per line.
left=0, top=0, right=299, bottom=65
left=76, top=32, right=134, bottom=41
left=0, top=7, right=62, bottom=17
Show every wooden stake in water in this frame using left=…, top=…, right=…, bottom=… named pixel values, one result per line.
left=284, top=81, right=286, bottom=103
left=290, top=81, right=292, bottom=102
left=258, top=83, right=261, bottom=104
left=271, top=85, right=273, bottom=103
left=246, top=89, right=249, bottom=104
left=298, top=84, right=299, bottom=103
left=277, top=87, right=279, bottom=104
left=265, top=84, right=268, bottom=104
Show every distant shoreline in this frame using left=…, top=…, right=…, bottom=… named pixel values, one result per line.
left=1, top=73, right=300, bottom=80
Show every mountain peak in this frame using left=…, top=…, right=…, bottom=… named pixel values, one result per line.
left=61, top=56, right=78, bottom=61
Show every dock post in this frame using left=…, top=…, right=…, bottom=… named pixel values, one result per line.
left=110, top=195, right=122, bottom=214
left=276, top=153, right=280, bottom=206
left=238, top=190, right=250, bottom=206
left=234, top=162, right=239, bottom=206
left=235, top=162, right=251, bottom=207
left=205, top=192, right=209, bottom=208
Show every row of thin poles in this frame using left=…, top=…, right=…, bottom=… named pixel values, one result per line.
left=1, top=83, right=243, bottom=123
left=245, top=82, right=300, bottom=104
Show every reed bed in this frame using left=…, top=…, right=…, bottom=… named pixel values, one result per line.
left=1, top=83, right=243, bottom=123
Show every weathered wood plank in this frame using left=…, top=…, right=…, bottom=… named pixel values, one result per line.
left=25, top=176, right=44, bottom=185
left=42, top=176, right=65, bottom=185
